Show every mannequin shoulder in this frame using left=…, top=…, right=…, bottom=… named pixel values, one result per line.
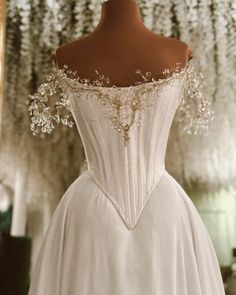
left=167, top=35, right=193, bottom=61
left=161, top=34, right=193, bottom=63
left=51, top=41, right=73, bottom=68
left=51, top=36, right=89, bottom=68
left=149, top=33, right=193, bottom=63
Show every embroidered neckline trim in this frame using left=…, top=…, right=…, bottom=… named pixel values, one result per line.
left=46, top=60, right=192, bottom=147
left=54, top=60, right=191, bottom=92
left=28, top=57, right=213, bottom=148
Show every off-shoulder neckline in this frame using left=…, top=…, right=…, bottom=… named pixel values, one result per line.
left=53, top=59, right=192, bottom=92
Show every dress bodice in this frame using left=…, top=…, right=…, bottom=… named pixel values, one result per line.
left=28, top=58, right=214, bottom=229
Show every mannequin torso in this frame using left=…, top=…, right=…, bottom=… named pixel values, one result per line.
left=52, top=0, right=193, bottom=87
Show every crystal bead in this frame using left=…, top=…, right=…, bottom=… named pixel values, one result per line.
left=28, top=58, right=214, bottom=147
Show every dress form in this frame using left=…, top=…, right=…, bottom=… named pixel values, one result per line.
left=27, top=4, right=226, bottom=292
left=52, top=0, right=193, bottom=87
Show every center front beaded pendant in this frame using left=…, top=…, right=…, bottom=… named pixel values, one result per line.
left=59, top=63, right=186, bottom=147
left=93, top=68, right=161, bottom=147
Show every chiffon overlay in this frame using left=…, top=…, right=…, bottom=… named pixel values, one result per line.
left=27, top=57, right=225, bottom=295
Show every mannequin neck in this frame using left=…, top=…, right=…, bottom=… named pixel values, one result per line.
left=95, top=0, right=147, bottom=33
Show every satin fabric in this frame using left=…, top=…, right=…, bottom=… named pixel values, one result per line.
left=28, top=69, right=225, bottom=295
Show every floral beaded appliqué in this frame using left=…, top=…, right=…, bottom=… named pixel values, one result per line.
left=28, top=72, right=74, bottom=135
left=52, top=62, right=186, bottom=146
left=28, top=58, right=214, bottom=146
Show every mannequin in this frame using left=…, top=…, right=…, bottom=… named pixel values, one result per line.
left=52, top=0, right=193, bottom=87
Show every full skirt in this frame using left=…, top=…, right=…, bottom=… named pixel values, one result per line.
left=28, top=169, right=225, bottom=295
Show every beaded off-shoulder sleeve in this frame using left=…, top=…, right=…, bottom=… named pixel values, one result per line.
left=28, top=57, right=214, bottom=140
left=28, top=70, right=74, bottom=135
left=177, top=58, right=214, bottom=135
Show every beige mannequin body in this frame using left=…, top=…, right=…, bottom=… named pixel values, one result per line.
left=52, top=0, right=193, bottom=87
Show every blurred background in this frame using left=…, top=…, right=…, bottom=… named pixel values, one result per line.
left=0, top=0, right=236, bottom=294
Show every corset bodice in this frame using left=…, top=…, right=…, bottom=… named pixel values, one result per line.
left=62, top=77, right=184, bottom=229
left=28, top=58, right=213, bottom=229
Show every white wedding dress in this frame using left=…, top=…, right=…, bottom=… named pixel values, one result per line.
left=27, top=57, right=225, bottom=295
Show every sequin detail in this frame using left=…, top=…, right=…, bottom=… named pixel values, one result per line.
left=28, top=73, right=74, bottom=135
left=177, top=62, right=214, bottom=135
left=28, top=58, right=214, bottom=145
left=54, top=62, right=186, bottom=146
